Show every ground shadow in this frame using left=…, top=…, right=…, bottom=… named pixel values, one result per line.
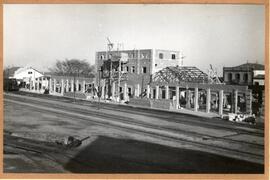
left=64, top=136, right=264, bottom=173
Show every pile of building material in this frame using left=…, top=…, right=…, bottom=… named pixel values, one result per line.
left=227, top=113, right=256, bottom=124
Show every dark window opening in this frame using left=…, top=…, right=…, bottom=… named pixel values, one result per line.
left=142, top=67, right=147, bottom=73
left=132, top=66, right=135, bottom=73
left=244, top=73, right=248, bottom=82
left=172, top=54, right=176, bottom=59
left=159, top=53, right=164, bottom=59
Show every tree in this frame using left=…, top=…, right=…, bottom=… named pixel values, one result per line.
left=49, top=59, right=95, bottom=78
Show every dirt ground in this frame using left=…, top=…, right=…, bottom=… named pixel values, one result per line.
left=4, top=96, right=264, bottom=173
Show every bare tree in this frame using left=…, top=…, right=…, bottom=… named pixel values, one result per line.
left=49, top=59, right=95, bottom=78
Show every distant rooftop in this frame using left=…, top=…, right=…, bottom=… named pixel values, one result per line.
left=224, top=63, right=264, bottom=71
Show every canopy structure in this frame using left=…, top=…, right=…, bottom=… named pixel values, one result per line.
left=152, top=66, right=210, bottom=84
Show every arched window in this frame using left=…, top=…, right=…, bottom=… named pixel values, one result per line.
left=235, top=73, right=240, bottom=82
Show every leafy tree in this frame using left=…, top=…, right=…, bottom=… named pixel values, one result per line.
left=50, top=59, right=95, bottom=78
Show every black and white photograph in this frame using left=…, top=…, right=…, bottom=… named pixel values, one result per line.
left=3, top=4, right=266, bottom=174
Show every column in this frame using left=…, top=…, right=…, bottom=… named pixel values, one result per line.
left=33, top=78, right=36, bottom=90
left=219, top=90, right=224, bottom=115
left=53, top=79, right=56, bottom=93
left=165, top=85, right=169, bottom=99
left=76, top=80, right=79, bottom=91
left=186, top=89, right=191, bottom=109
left=40, top=77, right=43, bottom=90
left=66, top=79, right=69, bottom=92
left=155, top=85, right=159, bottom=100
left=206, top=88, right=211, bottom=113
left=234, top=90, right=238, bottom=113
left=82, top=80, right=86, bottom=93
left=194, top=87, right=199, bottom=112
left=37, top=78, right=40, bottom=91
left=176, top=86, right=179, bottom=109
left=246, top=90, right=252, bottom=115
left=71, top=80, right=74, bottom=92
left=61, top=79, right=64, bottom=95
left=49, top=78, right=52, bottom=92
left=136, top=84, right=140, bottom=97
left=30, top=79, right=33, bottom=90
left=112, top=82, right=115, bottom=99
left=123, top=83, right=127, bottom=101
left=146, top=85, right=150, bottom=99
left=101, top=85, right=105, bottom=99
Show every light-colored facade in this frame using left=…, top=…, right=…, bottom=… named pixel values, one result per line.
left=223, top=63, right=264, bottom=86
left=12, top=67, right=44, bottom=82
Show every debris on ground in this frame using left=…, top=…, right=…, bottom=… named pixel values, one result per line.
left=55, top=136, right=90, bottom=148
left=225, top=113, right=256, bottom=124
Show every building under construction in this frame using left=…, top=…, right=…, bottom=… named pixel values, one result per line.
left=95, top=48, right=182, bottom=101
left=95, top=42, right=257, bottom=119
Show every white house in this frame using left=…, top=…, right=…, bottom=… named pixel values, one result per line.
left=12, top=67, right=43, bottom=85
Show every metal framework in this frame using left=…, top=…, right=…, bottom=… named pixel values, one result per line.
left=152, top=66, right=210, bottom=84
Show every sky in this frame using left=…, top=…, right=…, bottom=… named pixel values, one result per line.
left=4, top=4, right=265, bottom=75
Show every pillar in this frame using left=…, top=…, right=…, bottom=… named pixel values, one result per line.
left=155, top=85, right=159, bottom=99
left=112, top=82, right=115, bottom=99
left=82, top=80, right=86, bottom=93
left=30, top=79, right=33, bottom=90
left=176, top=86, right=179, bottom=109
left=123, top=83, right=127, bottom=101
left=194, top=87, right=199, bottom=112
left=76, top=80, right=79, bottom=92
left=40, top=77, right=43, bottom=90
left=71, top=80, right=74, bottom=92
left=234, top=90, right=238, bottom=113
left=49, top=78, right=52, bottom=92
left=146, top=85, right=150, bottom=99
left=219, top=90, right=224, bottom=115
left=206, top=88, right=211, bottom=113
left=165, top=85, right=169, bottom=99
left=246, top=90, right=252, bottom=115
left=66, top=79, right=69, bottom=92
left=186, top=89, right=191, bottom=109
left=37, top=78, right=40, bottom=91
left=53, top=79, right=56, bottom=93
left=61, top=79, right=64, bottom=95
left=136, top=84, right=140, bottom=97
left=101, top=85, right=105, bottom=99
left=33, top=78, right=36, bottom=90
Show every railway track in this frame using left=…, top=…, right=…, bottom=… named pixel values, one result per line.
left=6, top=92, right=264, bottom=136
left=4, top=93, right=264, bottom=164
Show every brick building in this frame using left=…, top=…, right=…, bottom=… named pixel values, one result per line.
left=95, top=49, right=181, bottom=100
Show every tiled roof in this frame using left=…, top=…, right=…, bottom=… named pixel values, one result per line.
left=235, top=63, right=264, bottom=70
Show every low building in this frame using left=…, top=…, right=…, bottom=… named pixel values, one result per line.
left=223, top=63, right=264, bottom=86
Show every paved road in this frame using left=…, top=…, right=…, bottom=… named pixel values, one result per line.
left=3, top=92, right=265, bottom=173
